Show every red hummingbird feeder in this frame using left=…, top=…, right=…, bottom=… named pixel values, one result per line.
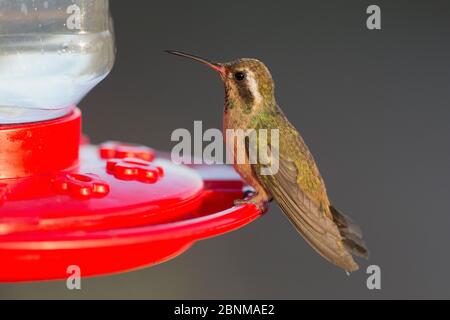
left=0, top=0, right=260, bottom=282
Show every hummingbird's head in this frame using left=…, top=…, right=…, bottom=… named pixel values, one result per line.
left=220, top=58, right=275, bottom=109
left=166, top=51, right=275, bottom=111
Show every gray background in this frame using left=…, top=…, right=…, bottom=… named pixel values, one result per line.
left=1, top=0, right=450, bottom=299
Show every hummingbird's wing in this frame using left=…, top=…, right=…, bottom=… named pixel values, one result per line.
left=258, top=148, right=363, bottom=272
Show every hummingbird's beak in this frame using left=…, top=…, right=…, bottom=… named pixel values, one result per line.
left=165, top=50, right=225, bottom=75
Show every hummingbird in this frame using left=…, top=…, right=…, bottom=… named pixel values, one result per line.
left=166, top=50, right=369, bottom=272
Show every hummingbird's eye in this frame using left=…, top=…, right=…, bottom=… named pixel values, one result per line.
left=234, top=72, right=246, bottom=81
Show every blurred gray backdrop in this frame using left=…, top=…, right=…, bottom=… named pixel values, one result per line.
left=1, top=0, right=450, bottom=299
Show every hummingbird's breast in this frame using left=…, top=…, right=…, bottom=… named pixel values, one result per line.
left=223, top=87, right=262, bottom=129
left=223, top=102, right=253, bottom=132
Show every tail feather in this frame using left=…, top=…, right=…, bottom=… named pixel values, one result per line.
left=330, top=206, right=369, bottom=259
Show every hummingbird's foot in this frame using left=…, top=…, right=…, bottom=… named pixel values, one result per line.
left=242, top=187, right=256, bottom=199
left=234, top=194, right=270, bottom=214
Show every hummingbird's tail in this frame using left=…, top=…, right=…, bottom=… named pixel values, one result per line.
left=330, top=206, right=369, bottom=259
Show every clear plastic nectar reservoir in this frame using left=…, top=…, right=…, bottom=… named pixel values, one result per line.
left=0, top=0, right=115, bottom=124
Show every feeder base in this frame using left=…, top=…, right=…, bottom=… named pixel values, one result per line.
left=0, top=110, right=261, bottom=282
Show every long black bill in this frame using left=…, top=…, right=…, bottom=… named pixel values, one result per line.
left=165, top=50, right=225, bottom=74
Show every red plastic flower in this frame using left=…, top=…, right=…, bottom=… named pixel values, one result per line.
left=106, top=158, right=164, bottom=184
left=99, top=142, right=156, bottom=162
left=53, top=173, right=110, bottom=199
